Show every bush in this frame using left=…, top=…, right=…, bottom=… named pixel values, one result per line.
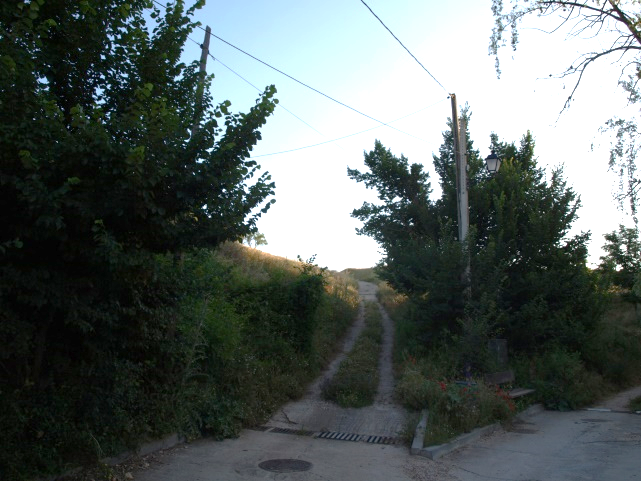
left=524, top=347, right=605, bottom=410
left=583, top=295, right=641, bottom=387
left=0, top=245, right=359, bottom=480
left=396, top=364, right=515, bottom=445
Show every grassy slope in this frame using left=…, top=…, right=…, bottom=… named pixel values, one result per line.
left=3, top=244, right=361, bottom=480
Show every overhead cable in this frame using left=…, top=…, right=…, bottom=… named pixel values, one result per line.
left=253, top=96, right=449, bottom=158
left=194, top=25, right=426, bottom=139
left=152, top=1, right=430, bottom=142
left=358, top=0, right=448, bottom=92
left=187, top=36, right=325, bottom=137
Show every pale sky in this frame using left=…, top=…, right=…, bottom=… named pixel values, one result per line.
left=182, top=0, right=635, bottom=271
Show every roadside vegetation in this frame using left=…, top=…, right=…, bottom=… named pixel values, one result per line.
left=381, top=278, right=641, bottom=443
left=0, top=1, right=364, bottom=479
left=1, top=243, right=359, bottom=480
left=322, top=301, right=383, bottom=407
left=349, top=113, right=641, bottom=445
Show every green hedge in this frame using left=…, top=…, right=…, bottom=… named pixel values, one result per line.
left=0, top=245, right=359, bottom=480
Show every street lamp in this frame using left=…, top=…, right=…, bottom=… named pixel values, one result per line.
left=485, top=151, right=501, bottom=174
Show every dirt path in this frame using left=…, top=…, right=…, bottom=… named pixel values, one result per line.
left=106, top=282, right=641, bottom=481
left=265, top=281, right=407, bottom=438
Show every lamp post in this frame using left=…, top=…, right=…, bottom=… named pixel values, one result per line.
left=485, top=150, right=501, bottom=175
left=450, top=95, right=502, bottom=298
left=453, top=128, right=501, bottom=298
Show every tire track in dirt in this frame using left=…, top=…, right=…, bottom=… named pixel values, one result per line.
left=266, top=281, right=406, bottom=438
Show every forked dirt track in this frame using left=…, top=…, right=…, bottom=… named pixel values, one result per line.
left=265, top=281, right=407, bottom=439
left=117, top=282, right=641, bottom=481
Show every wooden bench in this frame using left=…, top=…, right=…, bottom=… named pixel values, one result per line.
left=484, top=370, right=535, bottom=399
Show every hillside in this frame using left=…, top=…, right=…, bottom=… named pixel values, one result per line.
left=2, top=243, right=360, bottom=480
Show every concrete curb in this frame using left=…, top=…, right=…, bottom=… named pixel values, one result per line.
left=410, top=403, right=544, bottom=460
left=40, top=433, right=186, bottom=481
left=102, top=433, right=187, bottom=466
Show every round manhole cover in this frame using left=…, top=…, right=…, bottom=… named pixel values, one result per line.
left=258, top=459, right=313, bottom=473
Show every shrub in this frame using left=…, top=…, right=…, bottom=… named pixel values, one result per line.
left=396, top=365, right=515, bottom=445
left=0, top=246, right=359, bottom=480
left=526, top=346, right=605, bottom=410
left=582, top=295, right=641, bottom=387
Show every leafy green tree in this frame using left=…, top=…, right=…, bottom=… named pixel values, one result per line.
left=599, top=225, right=641, bottom=292
left=1, top=0, right=277, bottom=388
left=472, top=133, right=599, bottom=353
left=347, top=142, right=459, bottom=337
left=349, top=115, right=601, bottom=355
left=348, top=140, right=439, bottom=252
left=489, top=0, right=641, bottom=220
left=0, top=1, right=278, bottom=476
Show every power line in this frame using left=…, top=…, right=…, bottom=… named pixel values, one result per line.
left=194, top=25, right=427, bottom=140
left=358, top=0, right=447, bottom=92
left=187, top=36, right=325, bottom=137
left=253, top=96, right=448, bottom=158
left=213, top=61, right=325, bottom=136
left=152, top=0, right=431, bottom=142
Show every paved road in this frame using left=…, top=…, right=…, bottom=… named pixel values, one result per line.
left=130, top=387, right=641, bottom=481
left=126, top=287, right=641, bottom=481
left=446, top=403, right=641, bottom=481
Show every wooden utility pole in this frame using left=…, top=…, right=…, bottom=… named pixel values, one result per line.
left=450, top=94, right=469, bottom=244
left=192, top=25, right=211, bottom=136
left=450, top=93, right=471, bottom=297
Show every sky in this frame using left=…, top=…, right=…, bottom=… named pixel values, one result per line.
left=180, top=0, right=636, bottom=271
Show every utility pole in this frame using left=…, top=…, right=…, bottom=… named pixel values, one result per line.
left=192, top=25, right=211, bottom=136
left=450, top=93, right=471, bottom=297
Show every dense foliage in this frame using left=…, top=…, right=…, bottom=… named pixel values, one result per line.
left=349, top=113, right=602, bottom=367
left=1, top=0, right=277, bottom=384
left=1, top=243, right=359, bottom=479
left=599, top=225, right=641, bottom=295
left=0, top=1, right=330, bottom=478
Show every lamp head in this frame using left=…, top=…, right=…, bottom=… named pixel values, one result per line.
left=485, top=151, right=501, bottom=174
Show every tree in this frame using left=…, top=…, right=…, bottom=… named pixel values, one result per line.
left=0, top=0, right=278, bottom=389
left=489, top=0, right=641, bottom=220
left=1, top=0, right=282, bottom=476
left=244, top=232, right=268, bottom=248
left=599, top=224, right=641, bottom=291
left=349, top=142, right=473, bottom=344
left=349, top=115, right=601, bottom=354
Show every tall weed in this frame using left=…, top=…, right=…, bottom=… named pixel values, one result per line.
left=1, top=244, right=358, bottom=480
left=396, top=364, right=515, bottom=445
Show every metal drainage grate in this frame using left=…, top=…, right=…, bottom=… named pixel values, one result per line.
left=268, top=427, right=315, bottom=436
left=363, top=435, right=400, bottom=445
left=316, top=431, right=362, bottom=442
left=258, top=459, right=313, bottom=473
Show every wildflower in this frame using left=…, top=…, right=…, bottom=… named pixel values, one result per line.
left=439, top=381, right=447, bottom=392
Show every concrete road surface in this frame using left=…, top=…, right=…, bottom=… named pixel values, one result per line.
left=447, top=407, right=641, bottom=481
left=129, top=386, right=641, bottom=481
left=132, top=429, right=436, bottom=481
